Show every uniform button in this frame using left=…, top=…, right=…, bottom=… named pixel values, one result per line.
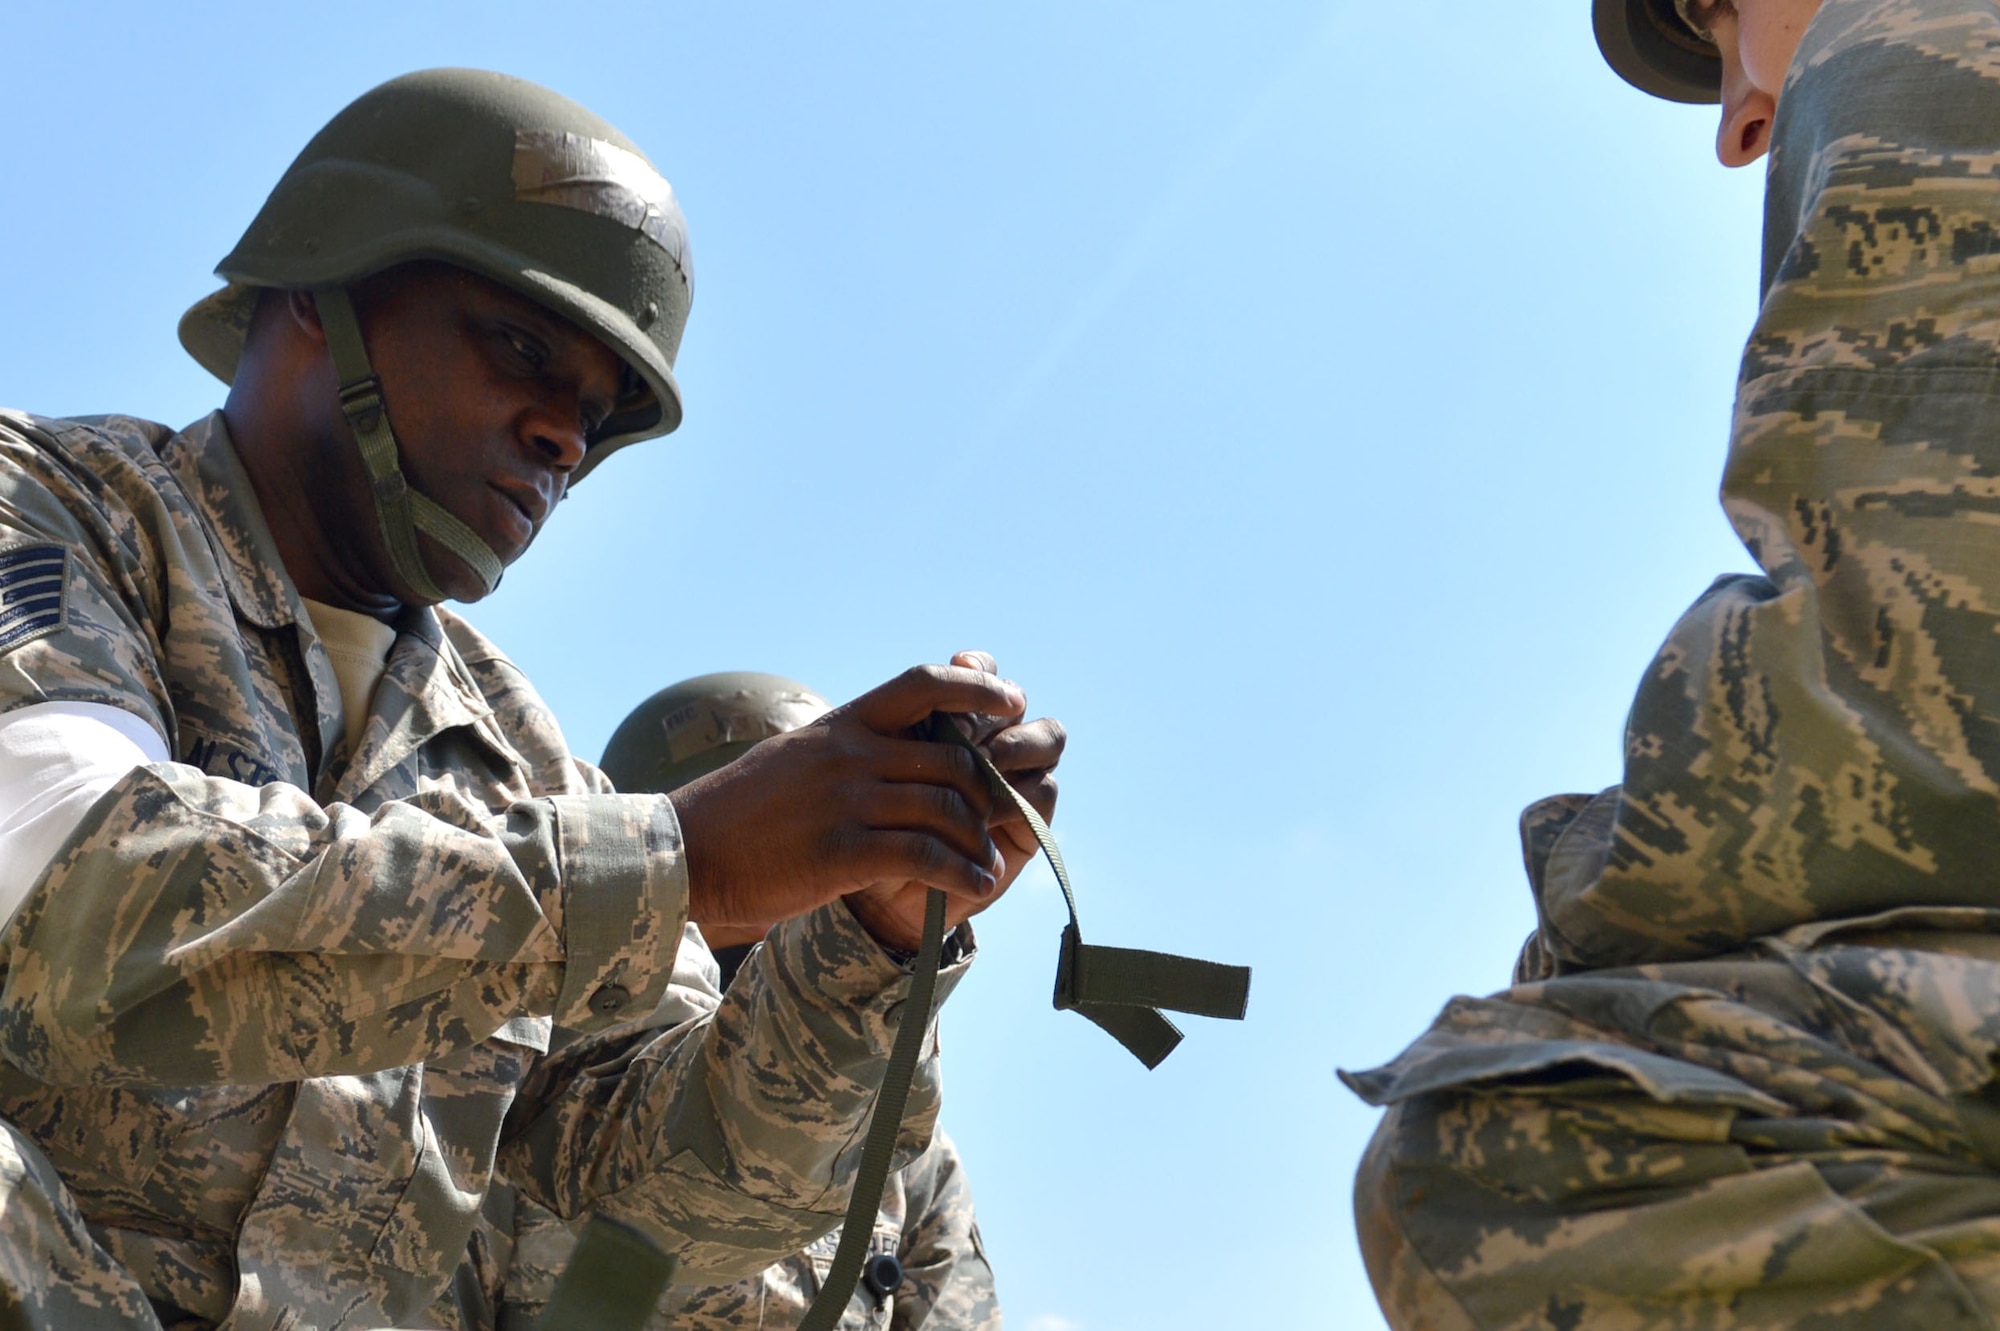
left=861, top=1253, right=904, bottom=1300
left=589, top=984, right=632, bottom=1017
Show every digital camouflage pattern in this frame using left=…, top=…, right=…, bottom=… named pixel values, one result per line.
left=500, top=1128, right=999, bottom=1330
left=504, top=676, right=999, bottom=1330
left=0, top=409, right=966, bottom=1330
left=1345, top=0, right=2000, bottom=1326
left=0, top=1120, right=160, bottom=1327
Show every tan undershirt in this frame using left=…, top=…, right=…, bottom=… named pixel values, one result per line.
left=300, top=597, right=398, bottom=757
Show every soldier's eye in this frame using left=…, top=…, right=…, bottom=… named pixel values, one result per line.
left=500, top=327, right=548, bottom=371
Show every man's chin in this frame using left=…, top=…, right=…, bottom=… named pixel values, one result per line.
left=405, top=534, right=524, bottom=605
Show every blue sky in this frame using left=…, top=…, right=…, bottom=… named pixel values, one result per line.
left=0, top=3, right=1766, bottom=1326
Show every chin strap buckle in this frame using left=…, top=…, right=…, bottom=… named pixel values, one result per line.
left=314, top=286, right=505, bottom=603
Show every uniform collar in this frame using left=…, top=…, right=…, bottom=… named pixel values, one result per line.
left=170, top=411, right=470, bottom=662
left=168, top=411, right=498, bottom=797
left=326, top=604, right=500, bottom=805
left=169, top=411, right=304, bottom=631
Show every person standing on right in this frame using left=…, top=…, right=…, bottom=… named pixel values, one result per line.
left=1347, top=2, right=2000, bottom=1328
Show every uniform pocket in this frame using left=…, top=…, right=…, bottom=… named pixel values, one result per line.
left=1340, top=993, right=1788, bottom=1115
left=370, top=1035, right=537, bottom=1289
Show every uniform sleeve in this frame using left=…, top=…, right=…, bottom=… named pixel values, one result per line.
left=891, top=1130, right=1001, bottom=1331
left=0, top=761, right=690, bottom=1086
left=0, top=416, right=175, bottom=736
left=1525, top=0, right=2000, bottom=970
left=498, top=902, right=974, bottom=1283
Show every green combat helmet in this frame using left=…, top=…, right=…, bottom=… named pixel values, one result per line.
left=177, top=68, right=694, bottom=603
left=599, top=671, right=832, bottom=794
left=1594, top=0, right=1722, bottom=103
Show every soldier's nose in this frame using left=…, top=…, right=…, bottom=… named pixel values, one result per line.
left=527, top=418, right=587, bottom=472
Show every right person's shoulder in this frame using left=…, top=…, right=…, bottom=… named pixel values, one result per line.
left=1782, top=0, right=2000, bottom=119
left=1760, top=0, right=2000, bottom=296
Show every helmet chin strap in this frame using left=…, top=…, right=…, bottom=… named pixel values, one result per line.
left=314, top=287, right=505, bottom=604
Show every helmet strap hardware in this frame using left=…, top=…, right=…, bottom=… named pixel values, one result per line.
left=315, top=286, right=506, bottom=604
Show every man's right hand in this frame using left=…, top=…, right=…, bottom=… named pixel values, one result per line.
left=670, top=661, right=1044, bottom=950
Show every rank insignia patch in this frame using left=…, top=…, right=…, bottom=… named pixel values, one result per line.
left=0, top=544, right=69, bottom=655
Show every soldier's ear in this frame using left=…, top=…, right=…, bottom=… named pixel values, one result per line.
left=1717, top=86, right=1775, bottom=166
left=286, top=289, right=326, bottom=347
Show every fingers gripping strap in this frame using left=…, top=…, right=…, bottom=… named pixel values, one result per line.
left=541, top=714, right=1249, bottom=1324
left=925, top=715, right=1252, bottom=1067
left=314, top=288, right=506, bottom=601
left=797, top=888, right=950, bottom=1331
left=532, top=1216, right=680, bottom=1331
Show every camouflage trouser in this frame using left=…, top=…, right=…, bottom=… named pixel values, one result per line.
left=0, top=1117, right=161, bottom=1329
left=1357, top=1088, right=2000, bottom=1331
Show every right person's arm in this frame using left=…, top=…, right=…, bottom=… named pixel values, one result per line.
left=1529, top=0, right=2000, bottom=969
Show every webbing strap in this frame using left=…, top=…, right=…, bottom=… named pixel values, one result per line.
left=534, top=711, right=1250, bottom=1325
left=930, top=718, right=1253, bottom=1069
left=531, top=1216, right=680, bottom=1331
left=314, top=287, right=506, bottom=602
left=796, top=886, right=948, bottom=1331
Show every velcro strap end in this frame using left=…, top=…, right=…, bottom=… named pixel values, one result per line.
left=1075, top=1002, right=1184, bottom=1070
left=1061, top=937, right=1251, bottom=1021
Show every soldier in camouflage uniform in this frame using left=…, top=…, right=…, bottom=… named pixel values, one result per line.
left=0, top=68, right=1065, bottom=1331
left=1344, top=1, right=2000, bottom=1326
left=496, top=673, right=1003, bottom=1330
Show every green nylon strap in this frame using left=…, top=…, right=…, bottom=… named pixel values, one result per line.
left=796, top=885, right=949, bottom=1331
left=314, top=287, right=506, bottom=602
left=928, top=717, right=1253, bottom=1069
left=531, top=1216, right=680, bottom=1331
left=532, top=711, right=1250, bottom=1324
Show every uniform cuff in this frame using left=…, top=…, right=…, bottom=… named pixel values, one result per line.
left=759, top=901, right=976, bottom=1058
left=546, top=794, right=689, bottom=1033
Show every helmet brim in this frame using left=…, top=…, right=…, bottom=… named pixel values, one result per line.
left=1593, top=0, right=1722, bottom=105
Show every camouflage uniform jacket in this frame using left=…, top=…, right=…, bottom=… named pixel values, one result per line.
left=0, top=409, right=967, bottom=1331
left=502, top=1124, right=999, bottom=1330
left=1346, top=1, right=2000, bottom=1325
left=763, top=1129, right=999, bottom=1331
